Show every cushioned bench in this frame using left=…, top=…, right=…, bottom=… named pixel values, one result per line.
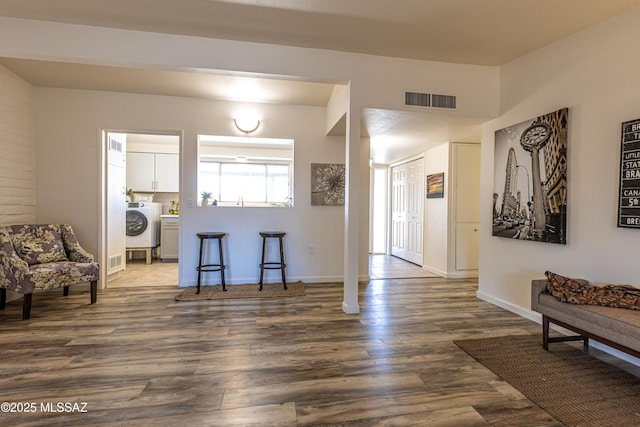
left=531, top=279, right=640, bottom=358
left=0, top=224, right=99, bottom=320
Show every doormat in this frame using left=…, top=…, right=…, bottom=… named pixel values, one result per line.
left=175, top=281, right=305, bottom=301
left=454, top=334, right=640, bottom=427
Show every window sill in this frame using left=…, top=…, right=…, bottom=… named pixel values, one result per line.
left=199, top=203, right=293, bottom=208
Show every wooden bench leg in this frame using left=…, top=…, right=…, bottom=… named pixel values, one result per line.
left=0, top=288, right=6, bottom=310
left=91, top=281, right=98, bottom=304
left=543, top=315, right=590, bottom=352
left=542, top=315, right=550, bottom=351
left=22, top=293, right=32, bottom=320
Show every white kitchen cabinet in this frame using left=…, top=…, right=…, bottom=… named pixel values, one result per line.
left=154, top=153, right=179, bottom=192
left=160, top=216, right=179, bottom=262
left=127, top=152, right=179, bottom=192
left=127, top=152, right=154, bottom=191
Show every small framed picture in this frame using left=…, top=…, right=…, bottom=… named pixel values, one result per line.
left=426, top=173, right=444, bottom=198
left=311, top=163, right=345, bottom=206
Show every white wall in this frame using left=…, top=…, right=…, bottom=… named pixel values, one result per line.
left=126, top=134, right=180, bottom=155
left=181, top=103, right=351, bottom=286
left=423, top=144, right=449, bottom=275
left=0, top=65, right=35, bottom=225
left=479, top=6, right=640, bottom=319
left=0, top=15, right=500, bottom=299
left=34, top=88, right=348, bottom=285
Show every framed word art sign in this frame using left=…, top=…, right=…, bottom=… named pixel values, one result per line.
left=618, top=117, right=640, bottom=228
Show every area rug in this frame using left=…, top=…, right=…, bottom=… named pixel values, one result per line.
left=454, top=334, right=640, bottom=427
left=175, top=281, right=305, bottom=301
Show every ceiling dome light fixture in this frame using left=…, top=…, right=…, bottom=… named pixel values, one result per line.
left=234, top=115, right=260, bottom=134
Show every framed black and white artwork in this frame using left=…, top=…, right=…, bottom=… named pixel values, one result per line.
left=617, top=117, right=640, bottom=228
left=492, top=108, right=568, bottom=244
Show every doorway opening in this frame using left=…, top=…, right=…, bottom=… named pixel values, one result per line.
left=369, top=162, right=435, bottom=280
left=370, top=165, right=388, bottom=254
left=101, top=130, right=181, bottom=289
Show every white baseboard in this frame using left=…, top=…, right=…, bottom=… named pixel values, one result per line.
left=422, top=265, right=478, bottom=279
left=422, top=265, right=447, bottom=277
left=476, top=290, right=538, bottom=322
left=445, top=271, right=478, bottom=279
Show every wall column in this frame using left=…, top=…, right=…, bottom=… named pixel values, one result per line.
left=342, top=83, right=360, bottom=314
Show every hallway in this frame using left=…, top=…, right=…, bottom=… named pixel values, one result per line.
left=369, top=254, right=439, bottom=280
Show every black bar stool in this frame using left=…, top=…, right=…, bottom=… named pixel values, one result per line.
left=259, top=231, right=287, bottom=290
left=196, top=232, right=227, bottom=294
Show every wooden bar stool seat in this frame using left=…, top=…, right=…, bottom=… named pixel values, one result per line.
left=196, top=232, right=227, bottom=294
left=259, top=231, right=287, bottom=291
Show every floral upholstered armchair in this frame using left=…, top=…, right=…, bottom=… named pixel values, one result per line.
left=0, top=224, right=99, bottom=320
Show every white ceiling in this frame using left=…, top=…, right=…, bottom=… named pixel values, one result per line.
left=1, top=0, right=638, bottom=163
left=1, top=0, right=638, bottom=65
left=0, top=59, right=336, bottom=107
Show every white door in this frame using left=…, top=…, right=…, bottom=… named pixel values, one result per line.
left=453, top=144, right=480, bottom=271
left=391, top=158, right=424, bottom=265
left=391, top=164, right=407, bottom=259
left=106, top=132, right=127, bottom=274
left=455, top=223, right=479, bottom=270
left=405, top=160, right=424, bottom=265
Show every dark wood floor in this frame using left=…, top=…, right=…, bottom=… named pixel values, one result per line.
left=0, top=264, right=629, bottom=426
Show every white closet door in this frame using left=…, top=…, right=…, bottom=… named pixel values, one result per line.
left=391, top=158, right=424, bottom=265
left=391, top=164, right=407, bottom=259
left=405, top=160, right=424, bottom=265
left=453, top=144, right=480, bottom=271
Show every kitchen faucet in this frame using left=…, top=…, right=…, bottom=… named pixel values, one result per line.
left=237, top=197, right=244, bottom=207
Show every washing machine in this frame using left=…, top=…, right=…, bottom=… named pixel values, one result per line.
left=126, top=202, right=161, bottom=248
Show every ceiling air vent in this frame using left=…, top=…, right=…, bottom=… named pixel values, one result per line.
left=405, top=91, right=430, bottom=107
left=431, top=93, right=457, bottom=109
left=404, top=91, right=457, bottom=109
